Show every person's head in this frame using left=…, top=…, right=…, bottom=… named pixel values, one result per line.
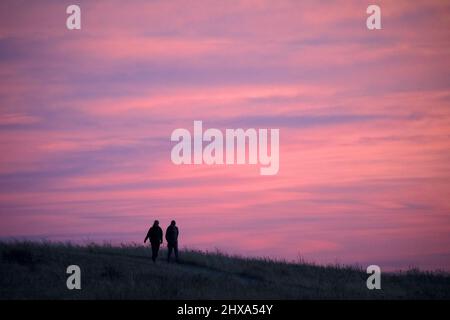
left=153, top=220, right=159, bottom=226
left=170, top=220, right=176, bottom=226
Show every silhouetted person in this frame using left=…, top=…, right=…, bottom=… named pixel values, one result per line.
left=144, top=220, right=163, bottom=262
left=166, top=220, right=179, bottom=263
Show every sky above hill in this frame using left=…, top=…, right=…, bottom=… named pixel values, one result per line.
left=1, top=0, right=449, bottom=271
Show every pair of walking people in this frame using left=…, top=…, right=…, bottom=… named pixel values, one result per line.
left=144, top=220, right=179, bottom=263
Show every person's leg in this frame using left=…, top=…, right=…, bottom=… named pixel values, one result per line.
left=155, top=242, right=160, bottom=260
left=167, top=244, right=173, bottom=262
left=151, top=244, right=157, bottom=262
left=151, top=242, right=160, bottom=262
left=174, top=242, right=179, bottom=262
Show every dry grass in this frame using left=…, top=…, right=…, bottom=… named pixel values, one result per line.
left=1, top=241, right=449, bottom=299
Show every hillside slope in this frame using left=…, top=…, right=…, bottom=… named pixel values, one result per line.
left=1, top=242, right=449, bottom=299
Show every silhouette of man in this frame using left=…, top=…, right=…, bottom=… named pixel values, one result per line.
left=166, top=220, right=179, bottom=263
left=144, top=220, right=163, bottom=262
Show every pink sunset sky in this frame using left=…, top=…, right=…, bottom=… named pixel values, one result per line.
left=1, top=0, right=450, bottom=271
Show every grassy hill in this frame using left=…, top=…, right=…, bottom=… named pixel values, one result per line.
left=0, top=241, right=449, bottom=299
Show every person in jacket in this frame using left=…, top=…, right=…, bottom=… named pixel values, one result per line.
left=144, top=220, right=163, bottom=262
left=165, top=220, right=179, bottom=263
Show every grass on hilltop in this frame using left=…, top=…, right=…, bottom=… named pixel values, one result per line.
left=1, top=241, right=449, bottom=299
